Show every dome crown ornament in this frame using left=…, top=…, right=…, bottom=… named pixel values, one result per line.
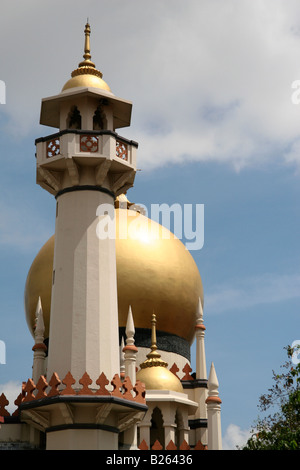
left=140, top=313, right=168, bottom=369
left=136, top=313, right=184, bottom=393
left=78, top=20, right=96, bottom=69
left=61, top=21, right=111, bottom=92
left=71, top=21, right=102, bottom=80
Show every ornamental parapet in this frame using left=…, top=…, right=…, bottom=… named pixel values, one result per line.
left=35, top=129, right=138, bottom=167
left=0, top=371, right=146, bottom=419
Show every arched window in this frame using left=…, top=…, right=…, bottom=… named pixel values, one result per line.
left=150, top=407, right=164, bottom=448
left=93, top=105, right=107, bottom=130
left=67, top=105, right=81, bottom=129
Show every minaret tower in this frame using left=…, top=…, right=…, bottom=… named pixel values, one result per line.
left=35, top=22, right=137, bottom=384
left=23, top=22, right=146, bottom=451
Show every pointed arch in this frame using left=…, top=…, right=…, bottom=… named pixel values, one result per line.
left=67, top=105, right=82, bottom=129
left=93, top=104, right=107, bottom=130
left=150, top=407, right=164, bottom=449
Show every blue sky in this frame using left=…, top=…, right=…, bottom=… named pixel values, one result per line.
left=1, top=0, right=300, bottom=449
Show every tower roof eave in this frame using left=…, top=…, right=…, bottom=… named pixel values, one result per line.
left=39, top=86, right=133, bottom=130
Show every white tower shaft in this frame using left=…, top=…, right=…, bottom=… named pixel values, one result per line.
left=47, top=189, right=119, bottom=383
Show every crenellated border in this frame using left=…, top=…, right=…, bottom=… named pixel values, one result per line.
left=0, top=371, right=146, bottom=418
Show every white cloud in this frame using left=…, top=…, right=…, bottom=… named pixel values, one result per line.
left=0, top=381, right=22, bottom=414
left=222, top=423, right=252, bottom=450
left=1, top=1, right=300, bottom=170
left=205, top=272, right=300, bottom=314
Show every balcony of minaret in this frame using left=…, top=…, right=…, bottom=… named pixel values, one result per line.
left=35, top=129, right=138, bottom=196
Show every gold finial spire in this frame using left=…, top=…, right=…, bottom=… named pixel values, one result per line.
left=140, top=313, right=168, bottom=369
left=66, top=21, right=104, bottom=86
left=79, top=21, right=95, bottom=68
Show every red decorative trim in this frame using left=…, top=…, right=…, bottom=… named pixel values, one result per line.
left=32, top=343, right=47, bottom=351
left=166, top=440, right=177, bottom=450
left=123, top=345, right=138, bottom=352
left=169, top=363, right=180, bottom=379
left=194, top=440, right=208, bottom=450
left=78, top=372, right=93, bottom=395
left=205, top=396, right=222, bottom=404
left=19, top=371, right=146, bottom=405
left=179, top=440, right=190, bottom=450
left=139, top=438, right=207, bottom=451
left=182, top=363, right=194, bottom=381
left=138, top=439, right=148, bottom=450
left=152, top=440, right=163, bottom=450
left=0, top=394, right=10, bottom=417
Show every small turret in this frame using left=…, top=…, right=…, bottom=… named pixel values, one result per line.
left=206, top=363, right=222, bottom=450
left=32, top=297, right=47, bottom=383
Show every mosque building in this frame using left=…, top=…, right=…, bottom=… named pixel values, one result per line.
left=0, top=23, right=222, bottom=451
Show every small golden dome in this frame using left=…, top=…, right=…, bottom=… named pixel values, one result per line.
left=24, top=204, right=203, bottom=343
left=62, top=71, right=111, bottom=93
left=136, top=313, right=184, bottom=393
left=136, top=366, right=184, bottom=393
left=61, top=22, right=111, bottom=93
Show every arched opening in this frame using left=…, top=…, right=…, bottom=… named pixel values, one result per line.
left=93, top=105, right=107, bottom=130
left=67, top=105, right=82, bottom=129
left=150, top=407, right=164, bottom=448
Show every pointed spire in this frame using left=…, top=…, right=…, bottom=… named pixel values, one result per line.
left=123, top=306, right=138, bottom=385
left=32, top=297, right=47, bottom=383
left=140, top=313, right=168, bottom=369
left=125, top=305, right=135, bottom=347
left=207, top=362, right=221, bottom=403
left=195, top=296, right=207, bottom=379
left=78, top=21, right=96, bottom=68
left=206, top=362, right=222, bottom=450
left=196, top=297, right=204, bottom=325
left=70, top=21, right=103, bottom=82
left=34, top=297, right=45, bottom=343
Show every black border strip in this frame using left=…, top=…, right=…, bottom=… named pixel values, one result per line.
left=188, top=418, right=208, bottom=429
left=19, top=394, right=148, bottom=413
left=35, top=128, right=139, bottom=148
left=182, top=379, right=208, bottom=389
left=46, top=423, right=119, bottom=434
left=119, top=327, right=191, bottom=361
left=55, top=185, right=115, bottom=200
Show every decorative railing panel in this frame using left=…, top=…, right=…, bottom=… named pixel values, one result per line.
left=116, top=140, right=128, bottom=161
left=46, top=138, right=60, bottom=158
left=80, top=135, right=98, bottom=152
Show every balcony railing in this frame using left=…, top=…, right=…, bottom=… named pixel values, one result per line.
left=36, top=129, right=138, bottom=166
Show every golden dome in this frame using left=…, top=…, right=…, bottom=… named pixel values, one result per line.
left=61, top=22, right=111, bottom=93
left=62, top=70, right=111, bottom=93
left=24, top=205, right=203, bottom=344
left=136, top=366, right=183, bottom=393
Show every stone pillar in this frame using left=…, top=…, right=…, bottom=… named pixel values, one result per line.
left=138, top=408, right=152, bottom=449
left=194, top=297, right=208, bottom=445
left=161, top=404, right=176, bottom=448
